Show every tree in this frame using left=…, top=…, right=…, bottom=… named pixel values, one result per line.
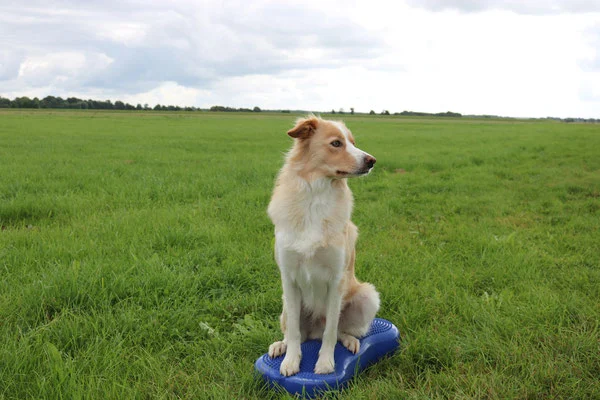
left=253, top=106, right=261, bottom=112
left=114, top=100, right=125, bottom=110
left=41, top=96, right=58, bottom=108
left=381, top=110, right=390, bottom=115
left=0, top=97, right=11, bottom=108
left=13, top=96, right=36, bottom=108
left=154, top=104, right=162, bottom=110
left=350, top=107, right=354, bottom=115
left=136, top=104, right=143, bottom=110
left=369, top=110, right=375, bottom=115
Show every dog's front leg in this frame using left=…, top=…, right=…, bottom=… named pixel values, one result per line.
left=314, top=246, right=345, bottom=374
left=279, top=277, right=302, bottom=376
left=314, top=277, right=342, bottom=374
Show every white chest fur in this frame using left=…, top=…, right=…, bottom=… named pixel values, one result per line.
left=269, top=177, right=352, bottom=257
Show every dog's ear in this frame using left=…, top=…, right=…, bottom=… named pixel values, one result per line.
left=287, top=117, right=318, bottom=139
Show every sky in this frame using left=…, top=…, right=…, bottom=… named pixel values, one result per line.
left=1, top=0, right=599, bottom=118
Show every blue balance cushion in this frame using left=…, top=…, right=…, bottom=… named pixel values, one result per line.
left=255, top=318, right=400, bottom=397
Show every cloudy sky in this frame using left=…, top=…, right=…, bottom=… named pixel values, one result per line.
left=1, top=0, right=599, bottom=118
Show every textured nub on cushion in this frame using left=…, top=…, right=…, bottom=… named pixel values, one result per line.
left=255, top=318, right=400, bottom=398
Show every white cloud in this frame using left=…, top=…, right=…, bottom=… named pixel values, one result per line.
left=406, top=0, right=600, bottom=14
left=122, top=81, right=207, bottom=107
left=0, top=0, right=599, bottom=118
left=96, top=22, right=148, bottom=46
left=15, top=52, right=114, bottom=89
left=0, top=50, right=24, bottom=80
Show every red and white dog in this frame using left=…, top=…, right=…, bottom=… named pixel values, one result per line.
left=267, top=115, right=380, bottom=376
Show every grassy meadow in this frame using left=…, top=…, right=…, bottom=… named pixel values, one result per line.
left=0, top=110, right=599, bottom=399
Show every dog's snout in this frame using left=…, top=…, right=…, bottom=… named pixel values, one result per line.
left=365, top=155, right=376, bottom=169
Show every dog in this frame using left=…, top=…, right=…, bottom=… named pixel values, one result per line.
left=267, top=115, right=380, bottom=376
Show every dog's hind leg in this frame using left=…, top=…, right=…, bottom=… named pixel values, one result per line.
left=338, top=281, right=380, bottom=351
left=338, top=331, right=361, bottom=353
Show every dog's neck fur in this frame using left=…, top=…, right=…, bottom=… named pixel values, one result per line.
left=285, top=140, right=323, bottom=182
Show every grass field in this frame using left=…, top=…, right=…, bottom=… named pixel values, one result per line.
left=0, top=110, right=599, bottom=399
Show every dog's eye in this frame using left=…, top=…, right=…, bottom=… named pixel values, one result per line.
left=331, top=140, right=342, bottom=148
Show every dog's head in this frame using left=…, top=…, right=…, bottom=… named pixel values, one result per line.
left=286, top=116, right=376, bottom=180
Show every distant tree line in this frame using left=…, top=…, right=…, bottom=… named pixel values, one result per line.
left=1, top=95, right=597, bottom=122
left=561, top=117, right=599, bottom=123
left=330, top=108, right=355, bottom=115
left=209, top=105, right=262, bottom=112
left=0, top=95, right=272, bottom=113
left=0, top=95, right=198, bottom=111
left=396, top=110, right=462, bottom=117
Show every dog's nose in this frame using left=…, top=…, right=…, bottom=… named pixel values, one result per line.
left=365, top=155, right=376, bottom=169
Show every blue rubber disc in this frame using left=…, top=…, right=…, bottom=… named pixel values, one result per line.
left=255, top=318, right=400, bottom=398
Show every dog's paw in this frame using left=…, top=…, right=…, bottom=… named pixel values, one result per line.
left=280, top=353, right=301, bottom=376
left=268, top=341, right=287, bottom=358
left=341, top=335, right=360, bottom=354
left=314, top=354, right=335, bottom=374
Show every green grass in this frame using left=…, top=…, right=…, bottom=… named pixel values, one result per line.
left=1, top=110, right=599, bottom=399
